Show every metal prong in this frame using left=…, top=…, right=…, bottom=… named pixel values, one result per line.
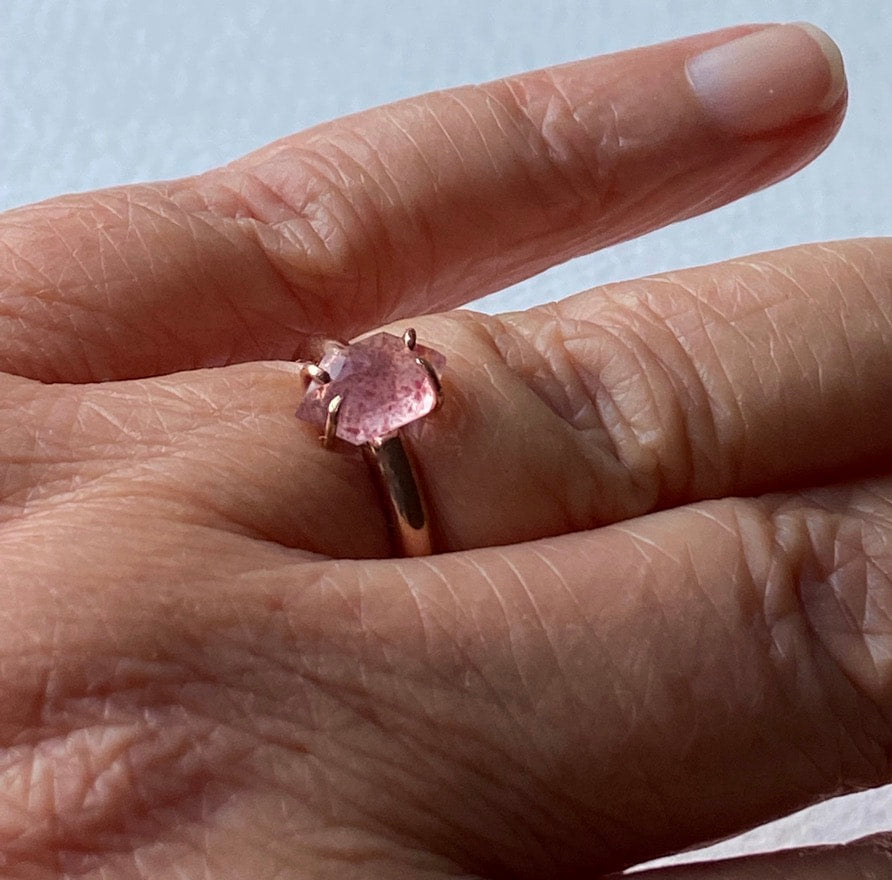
left=415, top=356, right=443, bottom=410
left=402, top=328, right=417, bottom=350
left=323, top=394, right=343, bottom=448
left=300, top=363, right=331, bottom=385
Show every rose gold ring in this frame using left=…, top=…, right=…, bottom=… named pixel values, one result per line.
left=295, top=329, right=445, bottom=557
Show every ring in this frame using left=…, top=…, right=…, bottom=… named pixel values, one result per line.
left=295, top=328, right=445, bottom=556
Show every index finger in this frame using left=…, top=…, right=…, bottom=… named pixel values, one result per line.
left=0, top=24, right=845, bottom=382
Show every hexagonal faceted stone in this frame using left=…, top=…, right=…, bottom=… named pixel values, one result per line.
left=295, top=331, right=446, bottom=446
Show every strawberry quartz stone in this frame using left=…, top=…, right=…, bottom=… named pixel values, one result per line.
left=296, top=332, right=446, bottom=445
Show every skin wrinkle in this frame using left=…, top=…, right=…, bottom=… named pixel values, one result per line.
left=0, top=478, right=888, bottom=876
left=765, top=500, right=892, bottom=782
left=350, top=558, right=616, bottom=872
left=840, top=244, right=892, bottom=330
left=490, top=107, right=612, bottom=274
left=541, top=67, right=616, bottom=177
left=4, top=300, right=92, bottom=387
left=286, top=141, right=385, bottom=249
left=246, top=201, right=371, bottom=335
left=271, top=703, right=509, bottom=871
left=832, top=269, right=892, bottom=387
left=238, top=156, right=355, bottom=266
left=508, top=588, right=671, bottom=861
left=672, top=286, right=750, bottom=487
left=0, top=234, right=884, bottom=549
left=609, top=136, right=782, bottom=244
left=409, top=559, right=527, bottom=725
left=199, top=280, right=270, bottom=370
left=388, top=571, right=479, bottom=710
left=104, top=197, right=148, bottom=296
left=17, top=197, right=204, bottom=378
left=465, top=553, right=532, bottom=707
left=536, top=528, right=679, bottom=818
left=496, top=309, right=604, bottom=432
left=345, top=131, right=422, bottom=324
left=606, top=523, right=708, bottom=792
left=664, top=251, right=885, bottom=488
left=366, top=118, right=439, bottom=306
left=51, top=212, right=100, bottom=292
left=498, top=73, right=607, bottom=211
left=504, top=307, right=638, bottom=444
left=397, top=100, right=463, bottom=189
left=500, top=549, right=570, bottom=709
left=0, top=231, right=59, bottom=294
left=612, top=281, right=736, bottom=496
left=322, top=140, right=397, bottom=314
left=0, top=524, right=488, bottom=872
left=453, top=89, right=513, bottom=183
left=163, top=186, right=328, bottom=356
left=0, top=717, right=227, bottom=856
left=0, top=367, right=367, bottom=548
left=813, top=513, right=892, bottom=710
left=556, top=307, right=693, bottom=505
left=763, top=509, right=854, bottom=789
left=516, top=545, right=600, bottom=713
left=591, top=503, right=851, bottom=847
left=3, top=640, right=332, bottom=868
left=222, top=171, right=308, bottom=227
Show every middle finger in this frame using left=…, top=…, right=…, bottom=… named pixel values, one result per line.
left=0, top=25, right=844, bottom=383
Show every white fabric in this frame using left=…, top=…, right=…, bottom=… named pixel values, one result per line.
left=1, top=0, right=889, bottom=866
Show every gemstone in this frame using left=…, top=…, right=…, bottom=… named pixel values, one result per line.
left=295, top=332, right=446, bottom=446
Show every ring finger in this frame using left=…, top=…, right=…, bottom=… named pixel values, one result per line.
left=2, top=237, right=890, bottom=559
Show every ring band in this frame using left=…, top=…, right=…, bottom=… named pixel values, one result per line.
left=295, top=328, right=444, bottom=556
left=364, top=433, right=432, bottom=557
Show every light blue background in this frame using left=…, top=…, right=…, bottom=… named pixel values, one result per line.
left=2, top=0, right=889, bottom=867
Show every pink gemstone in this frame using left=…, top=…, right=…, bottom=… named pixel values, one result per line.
left=295, top=332, right=446, bottom=445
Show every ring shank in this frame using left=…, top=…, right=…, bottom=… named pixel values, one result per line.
left=363, top=433, right=433, bottom=557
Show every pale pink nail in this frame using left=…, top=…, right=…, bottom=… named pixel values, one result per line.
left=685, top=23, right=846, bottom=135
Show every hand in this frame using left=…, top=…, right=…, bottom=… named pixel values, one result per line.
left=1, top=22, right=889, bottom=879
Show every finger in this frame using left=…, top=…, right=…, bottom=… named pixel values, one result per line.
left=245, top=477, right=891, bottom=877
left=618, top=833, right=892, bottom=878
left=237, top=236, right=892, bottom=556
left=3, top=238, right=889, bottom=560
left=0, top=24, right=845, bottom=382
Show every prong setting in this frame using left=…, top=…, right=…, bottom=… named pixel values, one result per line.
left=402, top=328, right=417, bottom=350
left=415, top=356, right=443, bottom=410
left=300, top=362, right=331, bottom=385
left=323, top=394, right=344, bottom=448
left=296, top=331, right=446, bottom=446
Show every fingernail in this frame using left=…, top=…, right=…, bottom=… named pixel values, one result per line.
left=685, top=23, right=846, bottom=135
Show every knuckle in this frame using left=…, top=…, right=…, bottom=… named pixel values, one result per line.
left=483, top=307, right=662, bottom=527
left=751, top=489, right=892, bottom=783
left=483, top=72, right=613, bottom=221
left=212, top=151, right=404, bottom=327
left=0, top=616, right=229, bottom=862
left=497, top=287, right=739, bottom=516
left=795, top=489, right=892, bottom=708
